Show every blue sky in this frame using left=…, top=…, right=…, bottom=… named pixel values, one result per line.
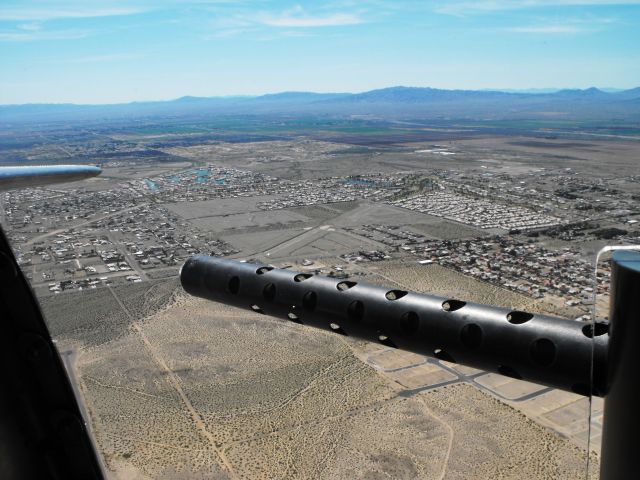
left=1, top=1, right=639, bottom=104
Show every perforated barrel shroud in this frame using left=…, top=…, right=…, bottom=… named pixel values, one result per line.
left=180, top=255, right=608, bottom=397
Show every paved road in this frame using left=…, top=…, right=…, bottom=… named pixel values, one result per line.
left=366, top=348, right=554, bottom=403
left=25, top=203, right=148, bottom=247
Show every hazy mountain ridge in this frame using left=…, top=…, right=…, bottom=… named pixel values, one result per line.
left=1, top=86, right=639, bottom=124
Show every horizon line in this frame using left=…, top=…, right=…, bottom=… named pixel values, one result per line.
left=1, top=85, right=638, bottom=107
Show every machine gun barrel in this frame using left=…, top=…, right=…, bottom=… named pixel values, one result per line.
left=180, top=255, right=607, bottom=397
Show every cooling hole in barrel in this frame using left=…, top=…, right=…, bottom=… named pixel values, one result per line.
left=400, top=311, right=419, bottom=335
left=330, top=323, right=348, bottom=335
left=262, top=283, right=276, bottom=301
left=347, top=300, right=364, bottom=322
left=385, top=290, right=408, bottom=301
left=582, top=322, right=609, bottom=338
left=530, top=338, right=556, bottom=367
left=337, top=281, right=357, bottom=291
left=442, top=299, right=465, bottom=312
left=460, top=323, right=483, bottom=349
left=507, top=311, right=533, bottom=324
left=434, top=348, right=455, bottom=362
left=228, top=276, right=240, bottom=294
left=302, top=291, right=317, bottom=311
left=378, top=332, right=397, bottom=348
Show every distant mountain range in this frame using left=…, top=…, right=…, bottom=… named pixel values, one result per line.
left=2, top=86, right=639, bottom=124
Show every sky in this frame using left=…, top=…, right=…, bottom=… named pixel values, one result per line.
left=1, top=1, right=639, bottom=104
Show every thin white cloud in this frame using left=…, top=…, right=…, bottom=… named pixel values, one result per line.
left=205, top=27, right=258, bottom=39
left=65, top=53, right=142, bottom=63
left=0, top=29, right=89, bottom=41
left=258, top=12, right=363, bottom=27
left=436, top=0, right=640, bottom=15
left=18, top=22, right=41, bottom=31
left=0, top=7, right=144, bottom=22
left=506, top=14, right=617, bottom=33
left=508, top=24, right=586, bottom=33
left=205, top=5, right=365, bottom=38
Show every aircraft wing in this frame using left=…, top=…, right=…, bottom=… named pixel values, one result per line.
left=0, top=165, right=101, bottom=191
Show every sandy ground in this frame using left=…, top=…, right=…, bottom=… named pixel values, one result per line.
left=43, top=282, right=597, bottom=479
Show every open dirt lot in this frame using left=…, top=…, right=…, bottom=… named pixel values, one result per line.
left=447, top=137, right=640, bottom=177
left=42, top=285, right=596, bottom=479
left=161, top=136, right=640, bottom=181
left=165, top=196, right=281, bottom=219
left=26, top=134, right=628, bottom=478
left=165, top=197, right=312, bottom=232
